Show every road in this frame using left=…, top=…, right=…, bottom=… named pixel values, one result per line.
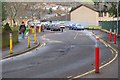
left=2, top=29, right=116, bottom=78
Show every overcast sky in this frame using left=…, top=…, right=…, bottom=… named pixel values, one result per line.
left=0, top=0, right=119, bottom=2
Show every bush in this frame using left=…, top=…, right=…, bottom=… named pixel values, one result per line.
left=2, top=23, right=19, bottom=48
left=3, top=23, right=12, bottom=33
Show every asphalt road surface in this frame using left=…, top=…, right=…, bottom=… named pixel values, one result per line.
left=2, top=29, right=116, bottom=78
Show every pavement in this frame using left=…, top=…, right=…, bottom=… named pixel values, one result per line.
left=1, top=29, right=118, bottom=78
left=91, top=30, right=120, bottom=48
left=80, top=29, right=119, bottom=78
left=81, top=58, right=118, bottom=78
left=2, top=33, right=40, bottom=59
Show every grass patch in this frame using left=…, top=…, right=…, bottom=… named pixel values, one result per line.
left=86, top=25, right=101, bottom=30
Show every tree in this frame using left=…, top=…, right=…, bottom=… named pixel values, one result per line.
left=4, top=2, right=27, bottom=26
left=108, top=2, right=120, bottom=17
left=94, top=1, right=120, bottom=17
left=2, top=2, right=7, bottom=21
left=48, top=8, right=53, bottom=14
left=25, top=2, right=47, bottom=20
left=3, top=23, right=12, bottom=32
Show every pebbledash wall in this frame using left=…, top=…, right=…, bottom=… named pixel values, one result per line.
left=99, top=20, right=120, bottom=34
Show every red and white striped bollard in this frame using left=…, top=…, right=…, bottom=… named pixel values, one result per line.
left=95, top=37, right=100, bottom=73
left=110, top=29, right=112, bottom=41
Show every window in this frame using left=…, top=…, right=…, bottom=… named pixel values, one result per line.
left=99, top=12, right=103, bottom=17
left=104, top=12, right=107, bottom=16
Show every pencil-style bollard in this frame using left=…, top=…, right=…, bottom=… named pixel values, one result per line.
left=38, top=26, right=41, bottom=33
left=30, top=28, right=32, bottom=34
left=109, top=29, right=112, bottom=41
left=10, top=33, right=13, bottom=54
left=28, top=35, right=30, bottom=48
left=34, top=26, right=37, bottom=44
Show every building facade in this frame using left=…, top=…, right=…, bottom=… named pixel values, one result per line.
left=70, top=4, right=113, bottom=26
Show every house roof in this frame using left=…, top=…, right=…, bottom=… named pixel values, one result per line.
left=70, top=4, right=104, bottom=13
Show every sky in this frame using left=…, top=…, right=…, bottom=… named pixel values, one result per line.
left=0, top=0, right=119, bottom=2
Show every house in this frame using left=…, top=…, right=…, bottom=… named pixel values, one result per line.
left=70, top=4, right=113, bottom=26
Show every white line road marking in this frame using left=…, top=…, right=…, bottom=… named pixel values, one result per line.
left=73, top=31, right=118, bottom=79
left=73, top=47, right=118, bottom=79
left=54, top=33, right=63, bottom=35
left=48, top=40, right=63, bottom=43
left=74, top=32, right=79, bottom=39
left=100, top=39, right=108, bottom=47
left=110, top=49, right=114, bottom=55
left=67, top=76, right=72, bottom=78
left=84, top=30, right=96, bottom=42
left=40, top=43, right=46, bottom=47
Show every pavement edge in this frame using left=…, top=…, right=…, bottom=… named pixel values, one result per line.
left=2, top=41, right=40, bottom=59
left=100, top=29, right=120, bottom=37
left=94, top=29, right=120, bottom=50
left=71, top=30, right=118, bottom=79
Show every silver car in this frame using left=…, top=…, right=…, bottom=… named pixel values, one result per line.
left=51, top=24, right=61, bottom=31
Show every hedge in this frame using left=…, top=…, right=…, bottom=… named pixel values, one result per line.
left=2, top=23, right=19, bottom=48
left=2, top=31, right=18, bottom=48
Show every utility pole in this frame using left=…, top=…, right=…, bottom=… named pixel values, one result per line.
left=99, top=0, right=102, bottom=27
left=116, top=0, right=119, bottom=36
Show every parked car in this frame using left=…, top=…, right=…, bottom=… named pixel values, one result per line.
left=59, top=23, right=65, bottom=29
left=44, top=24, right=51, bottom=30
left=76, top=24, right=85, bottom=30
left=51, top=24, right=61, bottom=31
left=69, top=24, right=76, bottom=30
